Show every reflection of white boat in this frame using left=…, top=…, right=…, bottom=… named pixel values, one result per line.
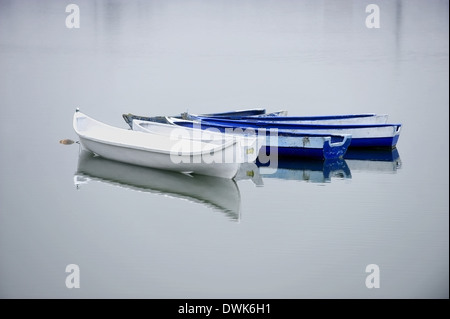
left=344, top=148, right=402, bottom=173
left=235, top=162, right=264, bottom=186
left=256, top=158, right=351, bottom=183
left=73, top=110, right=253, bottom=179
left=75, top=151, right=241, bottom=221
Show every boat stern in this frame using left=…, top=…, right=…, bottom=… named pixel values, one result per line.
left=323, top=134, right=352, bottom=159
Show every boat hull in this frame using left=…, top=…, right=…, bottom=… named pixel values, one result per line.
left=78, top=137, right=241, bottom=179
left=260, top=135, right=351, bottom=159
left=169, top=120, right=352, bottom=160
left=188, top=117, right=401, bottom=149
left=350, top=135, right=400, bottom=148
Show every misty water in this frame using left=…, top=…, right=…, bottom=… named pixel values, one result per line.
left=0, top=0, right=448, bottom=298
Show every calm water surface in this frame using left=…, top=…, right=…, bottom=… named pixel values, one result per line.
left=0, top=0, right=448, bottom=298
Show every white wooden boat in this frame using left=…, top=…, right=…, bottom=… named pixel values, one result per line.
left=73, top=110, right=255, bottom=179
left=75, top=151, right=241, bottom=220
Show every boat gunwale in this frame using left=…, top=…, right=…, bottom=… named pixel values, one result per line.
left=198, top=113, right=383, bottom=121
left=189, top=115, right=402, bottom=130
left=167, top=117, right=352, bottom=140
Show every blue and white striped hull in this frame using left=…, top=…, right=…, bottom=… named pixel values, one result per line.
left=188, top=117, right=401, bottom=149
left=261, top=134, right=351, bottom=159
left=169, top=120, right=352, bottom=160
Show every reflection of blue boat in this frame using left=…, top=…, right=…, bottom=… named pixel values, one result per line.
left=345, top=148, right=401, bottom=161
left=256, top=158, right=351, bottom=183
left=185, top=115, right=401, bottom=149
left=75, top=151, right=241, bottom=221
left=344, top=148, right=402, bottom=173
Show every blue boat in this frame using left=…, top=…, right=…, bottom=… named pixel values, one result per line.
left=198, top=113, right=388, bottom=124
left=165, top=117, right=352, bottom=160
left=122, top=114, right=352, bottom=160
left=185, top=115, right=401, bottom=149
